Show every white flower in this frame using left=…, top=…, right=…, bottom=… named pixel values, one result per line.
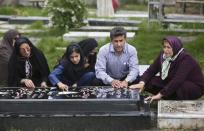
left=71, top=16, right=76, bottom=22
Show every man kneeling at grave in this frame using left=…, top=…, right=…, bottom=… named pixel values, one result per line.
left=93, top=27, right=139, bottom=88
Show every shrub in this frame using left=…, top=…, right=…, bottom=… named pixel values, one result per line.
left=47, top=0, right=87, bottom=32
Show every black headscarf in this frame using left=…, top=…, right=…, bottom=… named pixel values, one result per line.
left=58, top=43, right=85, bottom=85
left=0, top=29, right=20, bottom=59
left=78, top=38, right=98, bottom=72
left=8, top=36, right=50, bottom=87
left=78, top=38, right=98, bottom=57
left=0, top=29, right=20, bottom=86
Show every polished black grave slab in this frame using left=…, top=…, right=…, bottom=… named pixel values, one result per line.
left=0, top=86, right=153, bottom=131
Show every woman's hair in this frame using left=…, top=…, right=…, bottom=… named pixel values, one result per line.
left=60, top=43, right=84, bottom=65
left=14, top=36, right=33, bottom=57
left=66, top=44, right=81, bottom=58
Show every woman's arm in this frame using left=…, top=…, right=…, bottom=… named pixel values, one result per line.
left=48, top=65, right=64, bottom=86
left=130, top=54, right=161, bottom=92
left=48, top=64, right=68, bottom=91
left=141, top=54, right=161, bottom=83
left=129, top=81, right=145, bottom=92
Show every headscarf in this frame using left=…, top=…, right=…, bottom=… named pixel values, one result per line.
left=0, top=29, right=20, bottom=60
left=78, top=38, right=98, bottom=72
left=0, top=29, right=20, bottom=85
left=161, top=36, right=184, bottom=80
left=8, top=36, right=50, bottom=87
left=78, top=38, right=98, bottom=57
left=59, top=43, right=85, bottom=84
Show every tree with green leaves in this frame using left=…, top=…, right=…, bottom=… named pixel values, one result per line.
left=47, top=0, right=87, bottom=32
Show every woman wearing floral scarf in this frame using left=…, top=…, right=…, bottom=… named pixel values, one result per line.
left=130, top=36, right=204, bottom=102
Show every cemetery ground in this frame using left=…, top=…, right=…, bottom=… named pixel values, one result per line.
left=0, top=3, right=204, bottom=130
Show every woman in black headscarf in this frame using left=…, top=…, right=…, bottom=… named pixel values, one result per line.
left=78, top=38, right=98, bottom=72
left=48, top=43, right=95, bottom=91
left=0, top=29, right=20, bottom=86
left=8, top=36, right=50, bottom=89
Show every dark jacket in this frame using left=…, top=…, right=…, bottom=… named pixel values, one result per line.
left=0, top=29, right=20, bottom=86
left=8, top=37, right=50, bottom=87
left=141, top=51, right=204, bottom=97
left=78, top=38, right=98, bottom=72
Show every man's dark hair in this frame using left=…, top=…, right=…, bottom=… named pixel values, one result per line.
left=110, top=27, right=127, bottom=40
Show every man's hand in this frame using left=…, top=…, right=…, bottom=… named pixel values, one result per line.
left=57, top=82, right=68, bottom=91
left=111, top=80, right=121, bottom=88
left=120, top=80, right=128, bottom=88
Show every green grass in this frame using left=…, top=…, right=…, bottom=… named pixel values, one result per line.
left=184, top=34, right=204, bottom=69
left=25, top=27, right=67, bottom=38
left=0, top=6, right=48, bottom=16
left=132, top=30, right=204, bottom=69
left=130, top=31, right=163, bottom=65
left=128, top=20, right=204, bottom=72
left=119, top=4, right=147, bottom=11
left=180, top=23, right=204, bottom=29
left=27, top=21, right=45, bottom=30
left=162, top=22, right=204, bottom=30
left=35, top=26, right=204, bottom=73
left=36, top=37, right=67, bottom=70
left=31, top=20, right=204, bottom=73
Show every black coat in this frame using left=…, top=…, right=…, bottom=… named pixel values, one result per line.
left=78, top=38, right=98, bottom=72
left=59, top=43, right=86, bottom=85
left=8, top=36, right=50, bottom=87
left=0, top=29, right=20, bottom=86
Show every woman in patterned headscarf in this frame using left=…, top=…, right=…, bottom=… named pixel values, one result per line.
left=0, top=29, right=20, bottom=86
left=130, top=36, right=204, bottom=102
left=8, top=36, right=50, bottom=89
